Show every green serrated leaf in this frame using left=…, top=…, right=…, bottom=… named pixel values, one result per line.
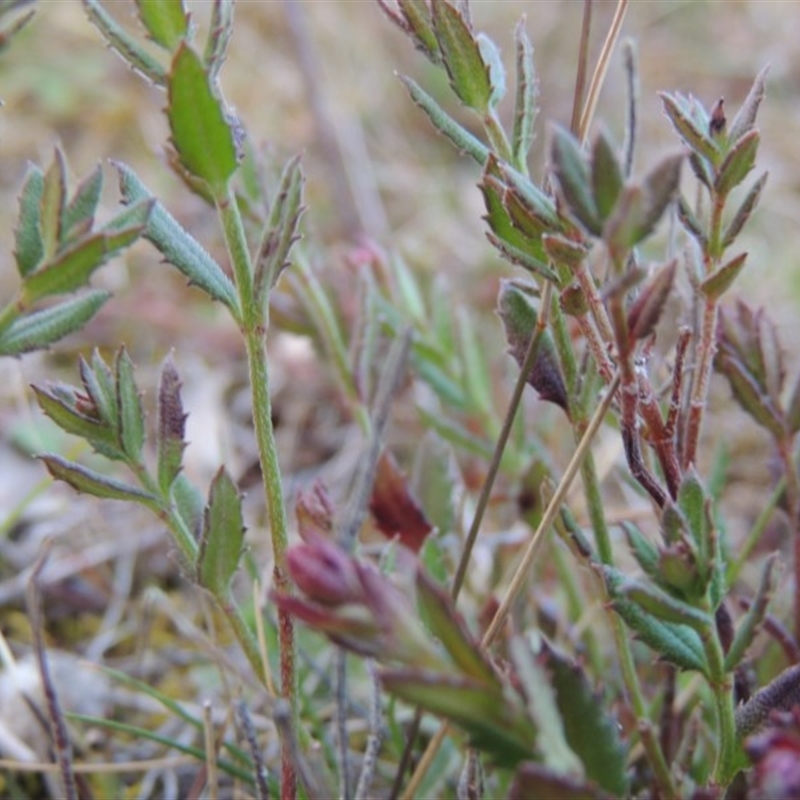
left=620, top=577, right=709, bottom=630
left=591, top=130, right=624, bottom=223
left=22, top=234, right=109, bottom=303
left=167, top=42, right=237, bottom=193
left=0, top=292, right=110, bottom=357
left=33, top=384, right=121, bottom=455
left=416, top=570, right=495, bottom=684
left=135, top=0, right=189, bottom=51
left=677, top=469, right=708, bottom=547
left=511, top=17, right=537, bottom=172
left=714, top=129, right=759, bottom=197
left=399, top=75, right=489, bottom=164
left=14, top=164, right=45, bottom=276
left=115, top=348, right=145, bottom=461
left=115, top=162, right=239, bottom=314
left=62, top=164, right=103, bottom=243
left=83, top=0, right=167, bottom=85
left=198, top=468, right=245, bottom=595
left=603, top=566, right=708, bottom=673
left=40, top=454, right=156, bottom=504
left=432, top=1, right=492, bottom=113
left=157, top=356, right=187, bottom=492
left=660, top=92, right=720, bottom=165
left=40, top=148, right=67, bottom=260
left=700, top=252, right=747, bottom=300
left=546, top=644, right=628, bottom=796
left=381, top=668, right=535, bottom=768
left=551, top=126, right=600, bottom=236
left=396, top=0, right=439, bottom=62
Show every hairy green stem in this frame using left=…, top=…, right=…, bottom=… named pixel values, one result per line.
left=217, top=185, right=296, bottom=800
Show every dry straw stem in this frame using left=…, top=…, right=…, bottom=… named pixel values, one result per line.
left=402, top=374, right=620, bottom=800
left=578, top=0, right=629, bottom=144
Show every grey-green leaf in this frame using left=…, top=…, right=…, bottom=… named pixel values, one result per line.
left=40, top=454, right=156, bottom=505
left=115, top=162, right=240, bottom=314
left=62, top=164, right=103, bottom=243
left=115, top=348, right=145, bottom=461
left=198, top=467, right=245, bottom=595
left=14, top=164, right=45, bottom=276
left=551, top=126, right=600, bottom=236
left=399, top=75, right=489, bottom=164
left=83, top=0, right=167, bottom=85
left=591, top=130, right=624, bottom=223
left=0, top=291, right=110, bottom=356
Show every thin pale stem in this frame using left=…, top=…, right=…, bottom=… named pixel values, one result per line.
left=578, top=0, right=629, bottom=143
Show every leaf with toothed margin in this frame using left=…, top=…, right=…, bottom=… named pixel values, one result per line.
left=40, top=454, right=156, bottom=505
left=198, top=468, right=245, bottom=596
left=431, top=1, right=492, bottom=113
left=115, top=348, right=145, bottom=461
left=0, top=292, right=110, bottom=356
left=14, top=165, right=44, bottom=276
left=114, top=162, right=240, bottom=314
left=511, top=17, right=537, bottom=170
left=135, top=0, right=189, bottom=51
left=84, top=0, right=167, bottom=85
left=601, top=565, right=708, bottom=674
left=167, top=43, right=237, bottom=194
left=399, top=75, right=489, bottom=164
left=61, top=164, right=103, bottom=243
